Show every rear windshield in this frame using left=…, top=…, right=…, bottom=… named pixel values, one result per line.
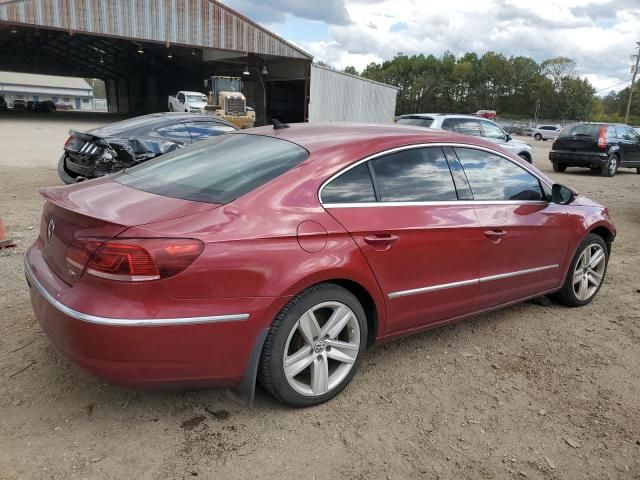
left=114, top=134, right=309, bottom=204
left=395, top=117, right=434, bottom=128
left=558, top=124, right=602, bottom=138
left=88, top=115, right=166, bottom=137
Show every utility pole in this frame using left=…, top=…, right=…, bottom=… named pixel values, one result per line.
left=624, top=42, right=640, bottom=124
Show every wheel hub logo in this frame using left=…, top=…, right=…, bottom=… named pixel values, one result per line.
left=314, top=340, right=326, bottom=354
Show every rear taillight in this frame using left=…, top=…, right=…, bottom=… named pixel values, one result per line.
left=597, top=126, right=607, bottom=150
left=66, top=238, right=204, bottom=282
left=64, top=136, right=73, bottom=148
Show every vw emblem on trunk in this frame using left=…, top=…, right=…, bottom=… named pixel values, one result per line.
left=47, top=218, right=55, bottom=243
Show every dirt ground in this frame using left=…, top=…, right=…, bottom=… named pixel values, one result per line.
left=1, top=112, right=639, bottom=480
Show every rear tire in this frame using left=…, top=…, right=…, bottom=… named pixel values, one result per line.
left=552, top=234, right=608, bottom=307
left=601, top=154, right=618, bottom=177
left=534, top=133, right=542, bottom=141
left=636, top=168, right=640, bottom=174
left=259, top=283, right=367, bottom=407
left=57, top=154, right=77, bottom=185
left=552, top=161, right=566, bottom=172
left=169, top=104, right=173, bottom=112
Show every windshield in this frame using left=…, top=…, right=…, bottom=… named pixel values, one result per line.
left=559, top=124, right=601, bottom=138
left=396, top=117, right=434, bottom=127
left=215, top=78, right=241, bottom=92
left=187, top=94, right=207, bottom=103
left=115, top=134, right=309, bottom=204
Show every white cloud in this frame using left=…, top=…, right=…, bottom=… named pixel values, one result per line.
left=225, top=0, right=640, bottom=93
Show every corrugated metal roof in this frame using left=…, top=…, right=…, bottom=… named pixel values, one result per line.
left=0, top=71, right=92, bottom=90
left=0, top=0, right=312, bottom=60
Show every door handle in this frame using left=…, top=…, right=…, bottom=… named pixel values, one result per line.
left=484, top=229, right=507, bottom=240
left=364, top=234, right=399, bottom=246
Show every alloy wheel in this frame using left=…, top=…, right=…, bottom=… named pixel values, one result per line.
left=572, top=243, right=606, bottom=301
left=282, top=301, right=361, bottom=397
left=607, top=155, right=618, bottom=176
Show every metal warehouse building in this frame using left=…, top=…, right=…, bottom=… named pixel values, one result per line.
left=0, top=0, right=397, bottom=125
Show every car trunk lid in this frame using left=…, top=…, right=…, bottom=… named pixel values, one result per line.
left=39, top=178, right=220, bottom=285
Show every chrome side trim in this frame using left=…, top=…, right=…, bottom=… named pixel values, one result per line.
left=477, top=264, right=559, bottom=283
left=24, top=259, right=249, bottom=327
left=388, top=278, right=478, bottom=299
left=387, top=264, right=559, bottom=299
left=318, top=142, right=552, bottom=205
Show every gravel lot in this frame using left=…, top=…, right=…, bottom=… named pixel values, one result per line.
left=1, top=113, right=639, bottom=480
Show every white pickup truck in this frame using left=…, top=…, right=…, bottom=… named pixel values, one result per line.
left=168, top=91, right=208, bottom=113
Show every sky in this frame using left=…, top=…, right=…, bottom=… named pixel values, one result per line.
left=221, top=0, right=640, bottom=95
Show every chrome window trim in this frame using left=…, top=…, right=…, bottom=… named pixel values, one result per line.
left=24, top=259, right=249, bottom=327
left=318, top=142, right=551, bottom=206
left=323, top=200, right=549, bottom=209
left=388, top=264, right=559, bottom=299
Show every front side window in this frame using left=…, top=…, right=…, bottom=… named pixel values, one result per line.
left=371, top=147, right=457, bottom=202
left=322, top=163, right=376, bottom=203
left=457, top=119, right=482, bottom=137
left=455, top=148, right=543, bottom=201
left=480, top=120, right=506, bottom=140
left=116, top=134, right=309, bottom=204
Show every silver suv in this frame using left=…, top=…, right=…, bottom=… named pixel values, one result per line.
left=395, top=113, right=534, bottom=163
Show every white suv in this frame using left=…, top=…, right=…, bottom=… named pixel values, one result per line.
left=533, top=125, right=562, bottom=141
left=395, top=113, right=534, bottom=163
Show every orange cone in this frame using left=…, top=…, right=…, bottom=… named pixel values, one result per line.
left=0, top=216, right=16, bottom=249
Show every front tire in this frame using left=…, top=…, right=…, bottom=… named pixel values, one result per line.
left=552, top=234, right=608, bottom=307
left=518, top=153, right=532, bottom=164
left=259, top=284, right=367, bottom=407
left=601, top=154, right=618, bottom=177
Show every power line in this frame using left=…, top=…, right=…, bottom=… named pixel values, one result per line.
left=595, top=78, right=632, bottom=94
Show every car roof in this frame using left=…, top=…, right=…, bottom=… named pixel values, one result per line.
left=242, top=122, right=501, bottom=159
left=87, top=113, right=237, bottom=137
left=398, top=113, right=495, bottom=120
left=180, top=91, right=206, bottom=95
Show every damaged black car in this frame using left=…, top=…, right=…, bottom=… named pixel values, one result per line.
left=58, top=112, right=237, bottom=184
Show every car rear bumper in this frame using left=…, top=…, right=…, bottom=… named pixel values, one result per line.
left=24, top=240, right=278, bottom=390
left=549, top=150, right=608, bottom=167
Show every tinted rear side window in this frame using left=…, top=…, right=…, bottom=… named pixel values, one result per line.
left=115, top=134, right=308, bottom=204
left=371, top=147, right=457, bottom=202
left=395, top=117, right=434, bottom=128
left=559, top=124, right=601, bottom=137
left=455, top=148, right=543, bottom=201
left=322, top=163, right=376, bottom=203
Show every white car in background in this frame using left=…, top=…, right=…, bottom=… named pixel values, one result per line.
left=168, top=91, right=208, bottom=113
left=533, top=125, right=562, bottom=141
left=395, top=113, right=534, bottom=163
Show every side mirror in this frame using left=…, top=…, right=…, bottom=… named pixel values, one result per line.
left=505, top=133, right=512, bottom=142
left=551, top=184, right=575, bottom=205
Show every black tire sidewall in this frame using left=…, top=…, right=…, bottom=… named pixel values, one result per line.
left=57, top=154, right=77, bottom=185
left=261, top=284, right=368, bottom=407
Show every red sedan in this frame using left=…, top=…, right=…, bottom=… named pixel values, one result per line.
left=25, top=123, right=615, bottom=407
